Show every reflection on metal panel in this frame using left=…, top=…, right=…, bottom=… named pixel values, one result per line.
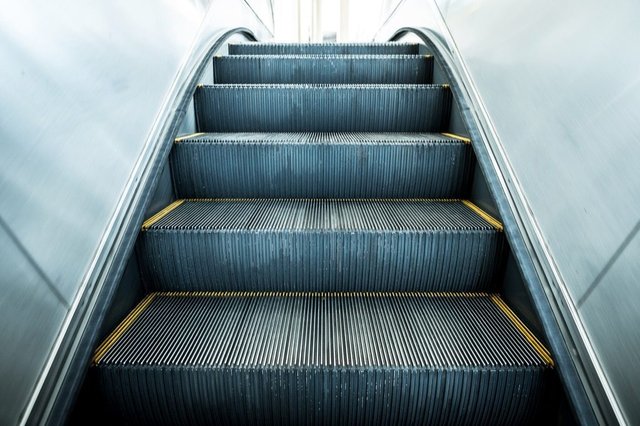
left=0, top=0, right=270, bottom=424
left=579, top=234, right=640, bottom=425
left=375, top=0, right=640, bottom=423
left=438, top=0, right=640, bottom=303
left=435, top=1, right=640, bottom=423
left=0, top=225, right=67, bottom=424
left=0, top=0, right=214, bottom=303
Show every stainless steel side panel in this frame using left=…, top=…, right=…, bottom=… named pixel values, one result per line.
left=376, top=0, right=640, bottom=423
left=0, top=1, right=271, bottom=424
left=579, top=234, right=640, bottom=426
left=0, top=225, right=68, bottom=424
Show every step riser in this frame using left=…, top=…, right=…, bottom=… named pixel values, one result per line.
left=213, top=56, right=432, bottom=84
left=194, top=85, right=451, bottom=132
left=171, top=142, right=472, bottom=198
left=139, top=231, right=503, bottom=292
left=98, top=367, right=545, bottom=426
left=229, top=43, right=419, bottom=55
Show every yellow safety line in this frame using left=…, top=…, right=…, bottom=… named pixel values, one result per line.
left=441, top=132, right=472, bottom=144
left=175, top=132, right=205, bottom=143
left=141, top=200, right=185, bottom=230
left=490, top=295, right=554, bottom=367
left=461, top=200, right=504, bottom=231
left=92, top=294, right=157, bottom=365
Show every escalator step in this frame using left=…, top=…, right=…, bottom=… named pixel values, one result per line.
left=93, top=292, right=552, bottom=426
left=194, top=84, right=451, bottom=132
left=228, top=42, right=419, bottom=55
left=213, top=55, right=432, bottom=84
left=171, top=132, right=473, bottom=198
left=139, top=199, right=504, bottom=292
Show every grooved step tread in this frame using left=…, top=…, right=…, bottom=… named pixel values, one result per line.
left=213, top=55, right=432, bottom=84
left=228, top=42, right=420, bottom=55
left=171, top=133, right=472, bottom=198
left=93, top=293, right=550, bottom=425
left=95, top=293, right=550, bottom=367
left=142, top=199, right=498, bottom=231
left=175, top=132, right=465, bottom=145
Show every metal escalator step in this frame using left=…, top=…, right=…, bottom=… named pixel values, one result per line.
left=228, top=42, right=419, bottom=55
left=194, top=84, right=451, bottom=132
left=138, top=199, right=504, bottom=292
left=213, top=55, right=432, bottom=84
left=171, top=132, right=473, bottom=198
left=93, top=292, right=552, bottom=426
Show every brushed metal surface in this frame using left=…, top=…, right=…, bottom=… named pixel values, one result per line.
left=0, top=225, right=67, bottom=424
left=0, top=0, right=209, bottom=303
left=384, top=26, right=600, bottom=425
left=438, top=0, right=640, bottom=304
left=0, top=1, right=271, bottom=424
left=579, top=234, right=640, bottom=425
left=375, top=0, right=640, bottom=423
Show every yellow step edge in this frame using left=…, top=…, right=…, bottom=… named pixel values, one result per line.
left=92, top=294, right=157, bottom=365
left=93, top=293, right=551, bottom=367
left=461, top=200, right=504, bottom=231
left=142, top=199, right=501, bottom=231
left=441, top=132, right=471, bottom=144
left=175, top=132, right=206, bottom=143
left=141, top=200, right=185, bottom=230
left=490, top=295, right=555, bottom=367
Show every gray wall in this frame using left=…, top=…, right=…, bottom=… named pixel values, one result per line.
left=0, top=1, right=271, bottom=424
left=376, top=0, right=639, bottom=424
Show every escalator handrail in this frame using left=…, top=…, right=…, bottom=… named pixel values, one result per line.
left=26, top=27, right=260, bottom=426
left=388, top=26, right=608, bottom=425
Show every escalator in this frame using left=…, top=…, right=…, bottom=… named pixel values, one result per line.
left=83, top=42, right=557, bottom=425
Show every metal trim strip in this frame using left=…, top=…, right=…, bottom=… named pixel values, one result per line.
left=141, top=200, right=185, bottom=230
left=91, top=294, right=156, bottom=365
left=462, top=200, right=504, bottom=231
left=491, top=294, right=554, bottom=366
